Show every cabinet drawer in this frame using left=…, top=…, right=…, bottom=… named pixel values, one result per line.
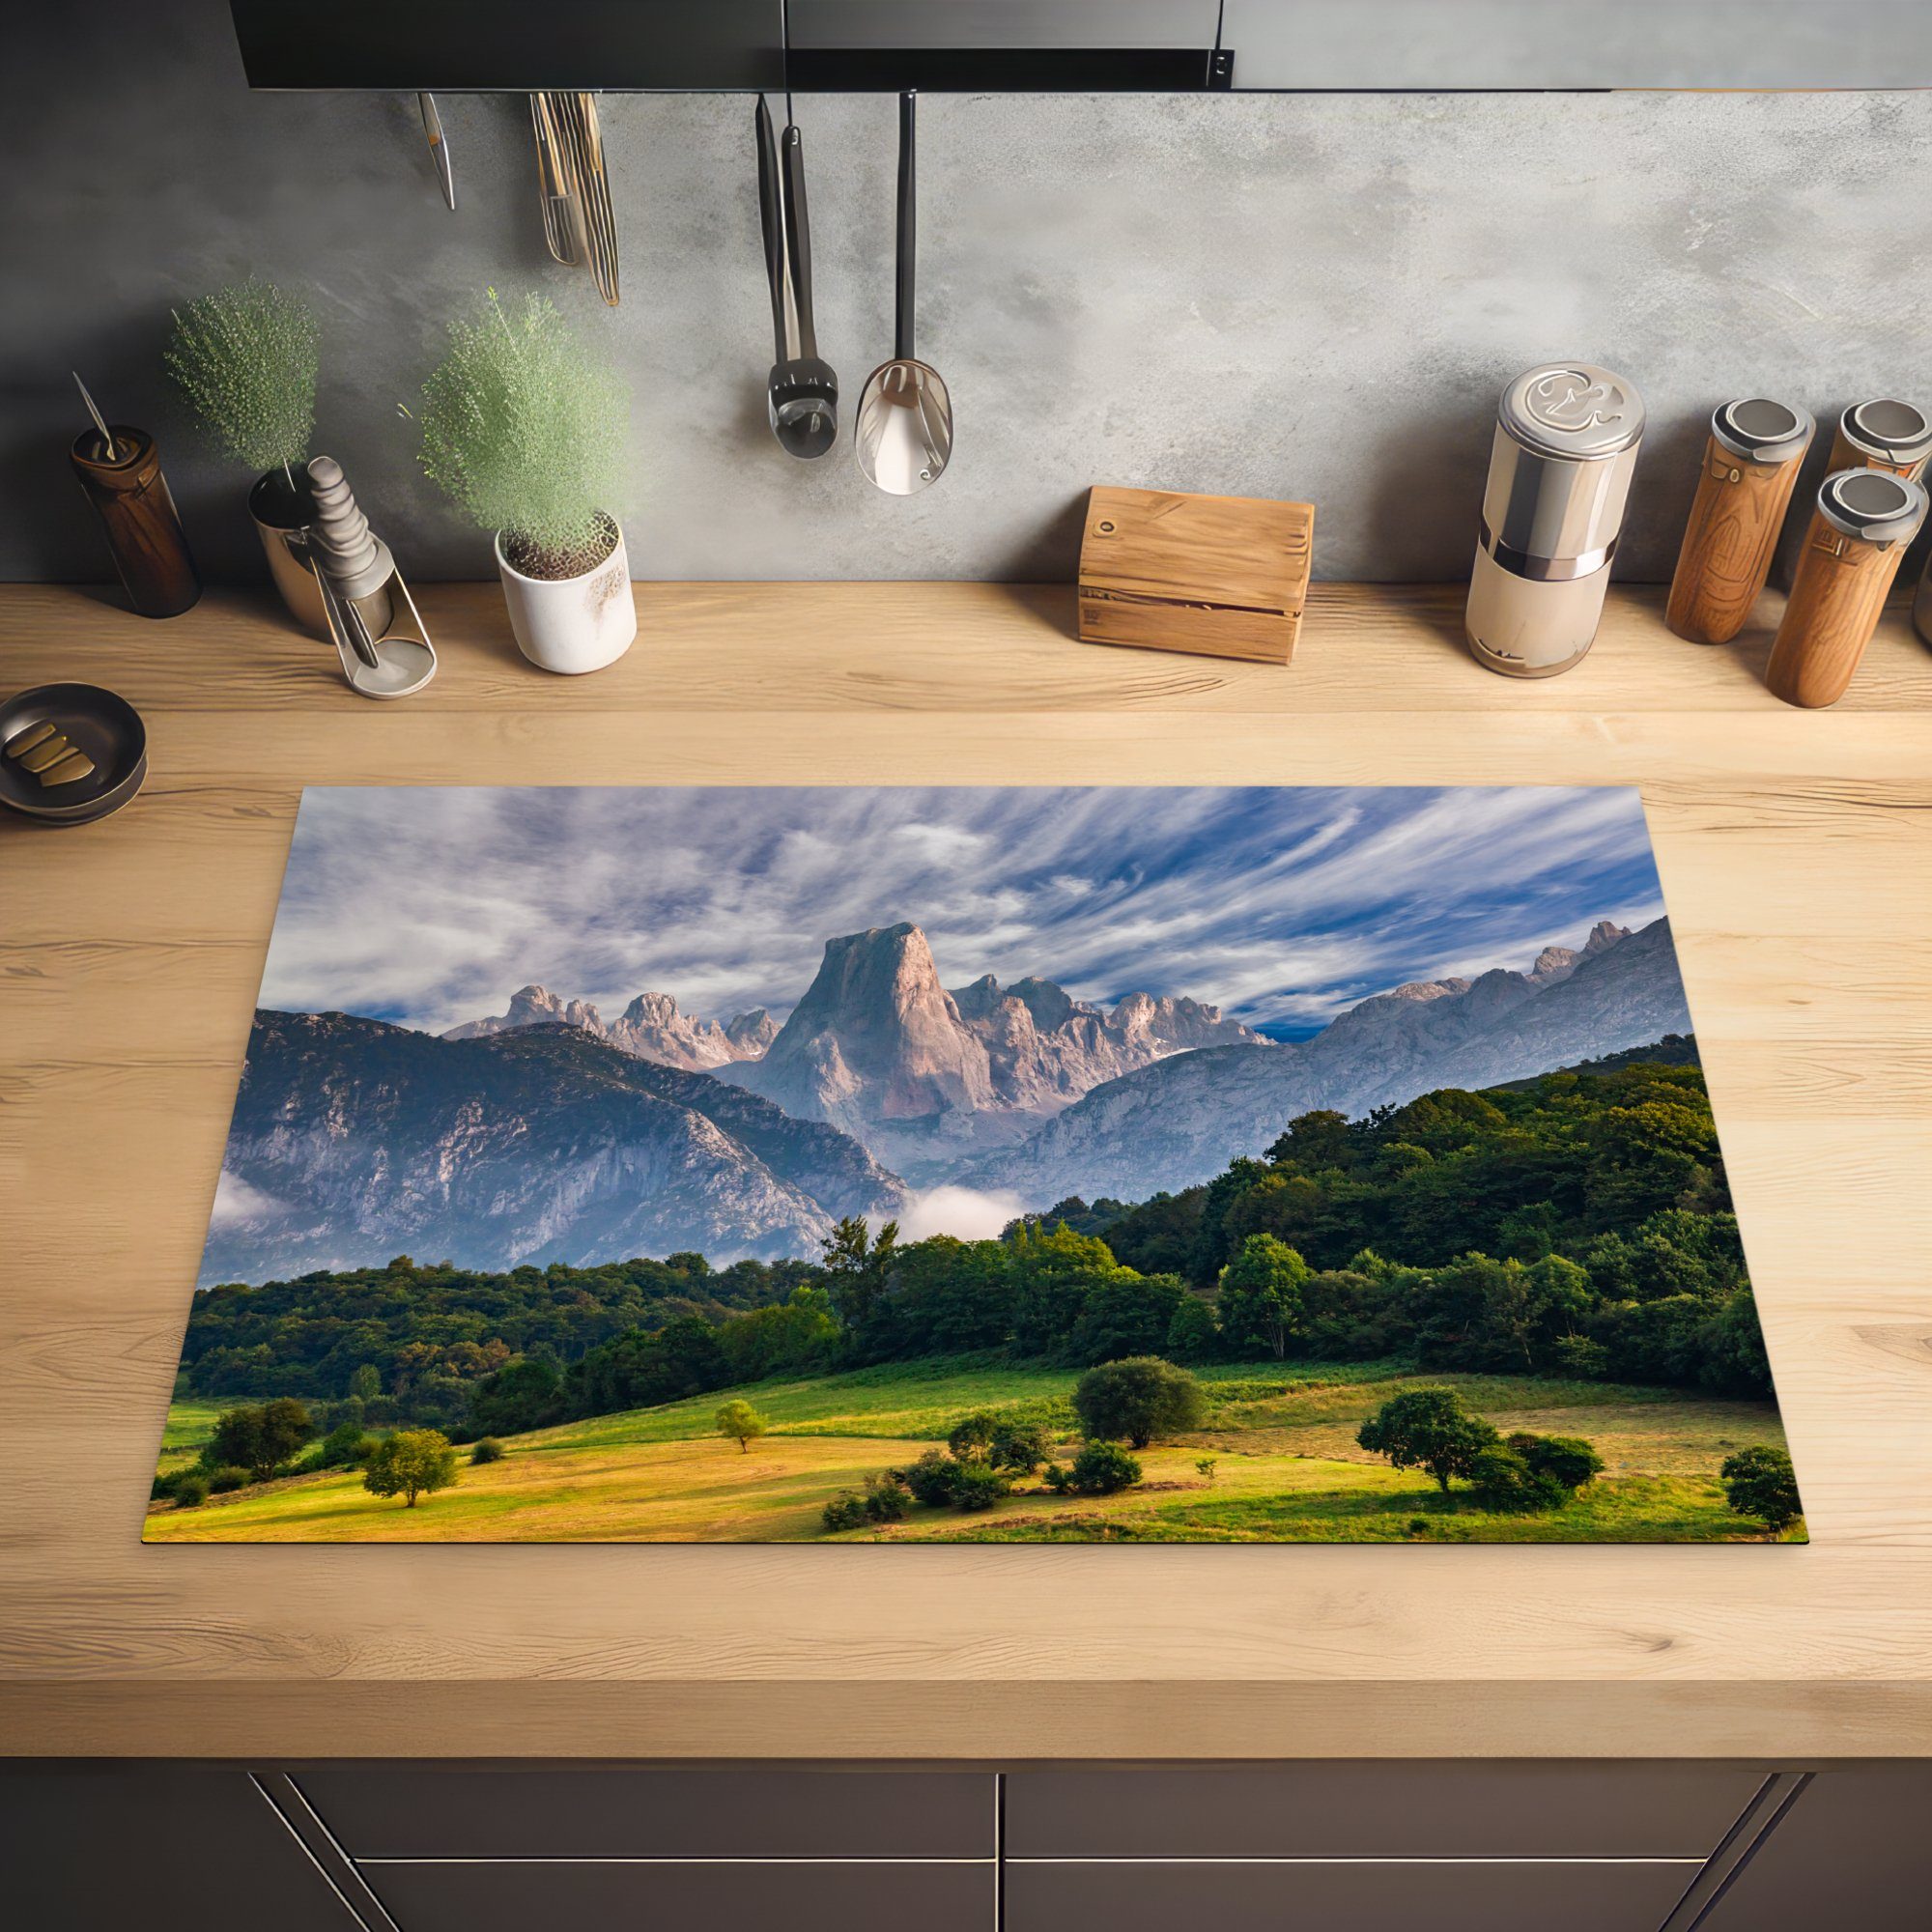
left=298, top=1765, right=994, bottom=1860
left=1695, top=1767, right=1932, bottom=1931
left=361, top=1860, right=994, bottom=1932
left=1006, top=1763, right=1758, bottom=1859
left=1006, top=1859, right=1695, bottom=1932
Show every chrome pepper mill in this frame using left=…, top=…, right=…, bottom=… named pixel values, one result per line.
left=1466, top=362, right=1645, bottom=677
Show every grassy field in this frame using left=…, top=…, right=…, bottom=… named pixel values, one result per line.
left=143, top=1355, right=1801, bottom=1545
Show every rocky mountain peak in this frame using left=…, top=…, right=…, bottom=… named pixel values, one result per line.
left=444, top=984, right=607, bottom=1041
left=724, top=1009, right=780, bottom=1054
left=1529, top=946, right=1579, bottom=986
left=448, top=983, right=772, bottom=1073
left=1007, top=976, right=1080, bottom=1034
left=1584, top=920, right=1631, bottom=956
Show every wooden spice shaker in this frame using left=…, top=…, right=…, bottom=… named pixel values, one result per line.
left=1764, top=469, right=1927, bottom=708
left=1825, top=398, right=1931, bottom=482
left=1665, top=398, right=1812, bottom=645
left=69, top=426, right=200, bottom=618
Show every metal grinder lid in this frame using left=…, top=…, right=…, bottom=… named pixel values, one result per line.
left=1713, top=397, right=1813, bottom=464
left=1839, top=398, right=1932, bottom=467
left=1498, top=363, right=1645, bottom=462
left=1817, top=467, right=1930, bottom=544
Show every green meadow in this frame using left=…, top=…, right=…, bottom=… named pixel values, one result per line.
left=144, top=1354, right=1797, bottom=1545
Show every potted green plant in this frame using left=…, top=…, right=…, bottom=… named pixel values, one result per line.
left=165, top=279, right=323, bottom=632
left=415, top=289, right=635, bottom=674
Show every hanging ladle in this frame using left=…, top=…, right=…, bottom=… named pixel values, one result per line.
left=856, top=91, right=952, bottom=495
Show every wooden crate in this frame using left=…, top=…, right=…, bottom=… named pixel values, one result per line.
left=1076, top=485, right=1314, bottom=665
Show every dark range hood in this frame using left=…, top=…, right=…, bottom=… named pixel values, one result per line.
left=228, top=1, right=1232, bottom=94
left=228, top=0, right=1932, bottom=94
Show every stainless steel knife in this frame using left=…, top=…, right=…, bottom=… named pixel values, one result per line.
left=418, top=92, right=456, bottom=212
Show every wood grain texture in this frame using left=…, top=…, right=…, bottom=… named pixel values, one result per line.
left=1765, top=509, right=1918, bottom=708
left=1, top=580, right=1930, bottom=1761
left=1666, top=436, right=1808, bottom=646
left=1077, top=487, right=1313, bottom=664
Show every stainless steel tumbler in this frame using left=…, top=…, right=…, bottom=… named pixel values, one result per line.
left=1466, top=362, right=1645, bottom=677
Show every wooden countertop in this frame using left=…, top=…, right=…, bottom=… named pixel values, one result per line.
left=3, top=578, right=1931, bottom=1761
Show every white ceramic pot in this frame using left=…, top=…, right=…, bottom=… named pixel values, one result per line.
left=494, top=520, right=637, bottom=674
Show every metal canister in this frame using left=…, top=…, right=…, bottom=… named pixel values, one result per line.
left=1826, top=398, right=1932, bottom=482
left=1466, top=362, right=1645, bottom=677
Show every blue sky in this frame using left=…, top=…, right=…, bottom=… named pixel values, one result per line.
left=256, top=785, right=1668, bottom=1040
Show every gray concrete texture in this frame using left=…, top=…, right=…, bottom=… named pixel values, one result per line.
left=8, top=2, right=1931, bottom=585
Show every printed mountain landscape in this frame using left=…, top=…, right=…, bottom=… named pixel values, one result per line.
left=205, top=910, right=1689, bottom=1283
left=156, top=785, right=1799, bottom=1548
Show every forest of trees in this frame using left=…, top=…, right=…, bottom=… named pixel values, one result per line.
left=177, top=1058, right=1770, bottom=1442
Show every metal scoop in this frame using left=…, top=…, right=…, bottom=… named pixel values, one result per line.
left=856, top=92, right=952, bottom=495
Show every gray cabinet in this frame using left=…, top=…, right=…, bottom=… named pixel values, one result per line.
left=1694, top=1766, right=1932, bottom=1932
left=10, top=1759, right=1932, bottom=1932
left=362, top=1861, right=994, bottom=1932
left=0, top=1765, right=358, bottom=1932
left=298, top=1763, right=994, bottom=1859
left=1005, top=1762, right=1761, bottom=1858
left=1006, top=1859, right=1695, bottom=1932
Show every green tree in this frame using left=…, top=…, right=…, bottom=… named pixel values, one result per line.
left=210, top=1398, right=314, bottom=1481
left=468, top=1356, right=564, bottom=1436
left=1055, top=1439, right=1142, bottom=1494
left=1356, top=1386, right=1500, bottom=1492
left=714, top=1399, right=768, bottom=1453
left=988, top=1416, right=1052, bottom=1473
left=1508, top=1431, right=1604, bottom=1497
left=947, top=1463, right=1010, bottom=1510
left=884, top=1236, right=1014, bottom=1354
left=1468, top=1444, right=1564, bottom=1512
left=1720, top=1445, right=1803, bottom=1533
left=1265, top=1108, right=1354, bottom=1171
left=1217, top=1234, right=1311, bottom=1359
left=862, top=1470, right=912, bottom=1522
left=901, top=1449, right=965, bottom=1507
left=1194, top=1457, right=1218, bottom=1487
left=1066, top=1269, right=1186, bottom=1365
left=362, top=1429, right=459, bottom=1507
left=1008, top=1220, right=1121, bottom=1356
left=1072, top=1356, right=1206, bottom=1449
left=348, top=1363, right=383, bottom=1401
left=1165, top=1293, right=1219, bottom=1362
left=820, top=1215, right=900, bottom=1353
left=469, top=1436, right=504, bottom=1464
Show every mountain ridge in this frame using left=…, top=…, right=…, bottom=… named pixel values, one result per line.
left=962, top=915, right=1687, bottom=1204
left=717, top=922, right=1267, bottom=1179
left=202, top=1010, right=903, bottom=1284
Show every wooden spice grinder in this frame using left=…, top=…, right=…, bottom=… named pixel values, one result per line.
left=68, top=425, right=200, bottom=619
left=1665, top=398, right=1812, bottom=645
left=1825, top=397, right=1931, bottom=482
left=1764, top=469, right=1928, bottom=708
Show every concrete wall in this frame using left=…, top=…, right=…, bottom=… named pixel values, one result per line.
left=9, top=1, right=1931, bottom=584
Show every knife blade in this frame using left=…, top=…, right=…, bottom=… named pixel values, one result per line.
left=418, top=92, right=456, bottom=212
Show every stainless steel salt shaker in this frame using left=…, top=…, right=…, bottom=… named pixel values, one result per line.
left=1466, top=362, right=1646, bottom=677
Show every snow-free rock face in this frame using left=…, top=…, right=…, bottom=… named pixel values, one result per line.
left=446, top=984, right=776, bottom=1072
left=722, top=923, right=1266, bottom=1179
left=964, top=916, right=1690, bottom=1206
left=202, top=1011, right=904, bottom=1285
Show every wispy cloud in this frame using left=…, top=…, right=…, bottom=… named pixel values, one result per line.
left=256, top=785, right=1666, bottom=1038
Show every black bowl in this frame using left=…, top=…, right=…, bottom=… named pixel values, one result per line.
left=0, top=682, right=147, bottom=826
